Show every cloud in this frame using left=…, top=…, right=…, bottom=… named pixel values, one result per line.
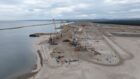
left=0, top=0, right=139, bottom=20
left=50, top=3, right=91, bottom=15
left=104, top=0, right=140, bottom=4
left=0, top=0, right=22, bottom=5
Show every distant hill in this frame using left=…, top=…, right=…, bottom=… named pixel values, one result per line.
left=62, top=19, right=140, bottom=26
left=92, top=19, right=140, bottom=26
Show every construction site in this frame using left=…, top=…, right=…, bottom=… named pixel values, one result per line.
left=30, top=22, right=140, bottom=79
left=46, top=22, right=121, bottom=65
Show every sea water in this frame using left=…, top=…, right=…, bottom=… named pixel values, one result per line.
left=0, top=20, right=60, bottom=79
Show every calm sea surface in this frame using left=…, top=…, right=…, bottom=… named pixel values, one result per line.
left=0, top=21, right=60, bottom=79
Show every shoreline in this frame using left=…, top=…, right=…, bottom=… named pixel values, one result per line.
left=28, top=35, right=51, bottom=79
left=13, top=22, right=68, bottom=79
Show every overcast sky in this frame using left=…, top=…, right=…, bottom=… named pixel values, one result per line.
left=0, top=0, right=140, bottom=20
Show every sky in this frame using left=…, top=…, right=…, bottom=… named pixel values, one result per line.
left=0, top=0, right=140, bottom=20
